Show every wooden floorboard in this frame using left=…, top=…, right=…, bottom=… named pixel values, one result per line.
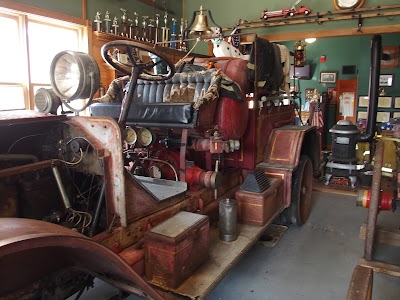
left=360, top=223, right=400, bottom=247
left=359, top=258, right=400, bottom=277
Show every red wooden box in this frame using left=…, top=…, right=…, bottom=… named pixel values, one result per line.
left=144, top=211, right=209, bottom=289
left=235, top=178, right=284, bottom=226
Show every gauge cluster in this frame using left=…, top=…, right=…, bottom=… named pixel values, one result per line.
left=124, top=126, right=156, bottom=147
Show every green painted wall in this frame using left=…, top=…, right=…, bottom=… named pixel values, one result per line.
left=183, top=0, right=400, bottom=54
left=8, top=0, right=182, bottom=25
left=282, top=33, right=400, bottom=113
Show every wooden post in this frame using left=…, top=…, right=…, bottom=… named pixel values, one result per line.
left=82, top=0, right=87, bottom=20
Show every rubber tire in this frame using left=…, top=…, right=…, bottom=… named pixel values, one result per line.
left=288, top=155, right=313, bottom=225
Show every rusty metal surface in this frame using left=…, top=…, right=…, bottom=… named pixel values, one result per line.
left=0, top=110, right=66, bottom=126
left=66, top=116, right=126, bottom=227
left=364, top=140, right=384, bottom=261
left=0, top=218, right=163, bottom=300
left=236, top=178, right=284, bottom=226
left=0, top=159, right=61, bottom=179
left=256, top=165, right=293, bottom=208
left=346, top=265, right=373, bottom=300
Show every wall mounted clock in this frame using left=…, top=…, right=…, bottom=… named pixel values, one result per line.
left=333, top=0, right=366, bottom=10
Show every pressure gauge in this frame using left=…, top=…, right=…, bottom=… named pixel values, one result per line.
left=137, top=128, right=155, bottom=147
left=125, top=127, right=137, bottom=145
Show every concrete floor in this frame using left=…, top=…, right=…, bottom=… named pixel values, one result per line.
left=74, top=191, right=400, bottom=299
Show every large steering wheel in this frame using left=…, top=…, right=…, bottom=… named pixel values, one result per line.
left=100, top=41, right=176, bottom=127
left=101, top=40, right=175, bottom=81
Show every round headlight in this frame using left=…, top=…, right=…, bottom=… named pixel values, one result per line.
left=50, top=51, right=100, bottom=101
left=34, top=88, right=62, bottom=114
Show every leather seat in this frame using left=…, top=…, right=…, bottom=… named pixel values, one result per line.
left=90, top=69, right=216, bottom=127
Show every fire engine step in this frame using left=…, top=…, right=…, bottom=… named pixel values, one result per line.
left=149, top=208, right=284, bottom=299
left=133, top=175, right=187, bottom=202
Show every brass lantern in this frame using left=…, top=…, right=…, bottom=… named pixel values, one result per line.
left=294, top=40, right=306, bottom=67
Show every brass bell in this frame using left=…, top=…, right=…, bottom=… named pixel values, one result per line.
left=190, top=6, right=213, bottom=35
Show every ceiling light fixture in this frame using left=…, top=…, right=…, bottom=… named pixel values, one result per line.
left=305, top=38, right=316, bottom=44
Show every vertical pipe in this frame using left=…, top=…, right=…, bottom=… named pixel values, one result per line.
left=179, top=129, right=188, bottom=182
left=52, top=165, right=72, bottom=209
left=358, top=35, right=381, bottom=142
left=364, top=140, right=384, bottom=261
left=118, top=68, right=141, bottom=127
left=89, top=181, right=106, bottom=237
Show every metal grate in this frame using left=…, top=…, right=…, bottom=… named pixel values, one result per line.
left=240, top=168, right=270, bottom=193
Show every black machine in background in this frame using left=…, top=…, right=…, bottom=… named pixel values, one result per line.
left=325, top=35, right=382, bottom=188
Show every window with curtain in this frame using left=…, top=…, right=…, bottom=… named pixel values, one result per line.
left=0, top=7, right=87, bottom=111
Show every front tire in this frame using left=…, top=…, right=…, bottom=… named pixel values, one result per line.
left=288, top=155, right=313, bottom=225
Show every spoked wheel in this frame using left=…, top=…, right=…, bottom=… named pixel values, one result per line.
left=101, top=40, right=175, bottom=81
left=288, top=155, right=313, bottom=225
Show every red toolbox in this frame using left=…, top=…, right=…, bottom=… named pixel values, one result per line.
left=235, top=177, right=284, bottom=226
left=144, top=211, right=209, bottom=289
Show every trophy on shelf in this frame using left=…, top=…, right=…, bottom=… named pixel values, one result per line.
left=104, top=11, right=111, bottom=33
left=93, top=12, right=102, bottom=32
left=178, top=18, right=186, bottom=51
left=128, top=18, right=134, bottom=39
left=120, top=8, right=128, bottom=37
left=161, top=12, right=170, bottom=47
left=112, top=16, right=119, bottom=35
left=184, top=19, right=189, bottom=50
left=133, top=12, right=139, bottom=39
left=148, top=19, right=155, bottom=43
left=142, top=16, right=149, bottom=42
left=155, top=14, right=160, bottom=43
left=170, top=18, right=177, bottom=49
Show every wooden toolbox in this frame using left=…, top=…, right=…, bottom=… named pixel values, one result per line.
left=144, top=211, right=209, bottom=289
left=235, top=177, right=284, bottom=226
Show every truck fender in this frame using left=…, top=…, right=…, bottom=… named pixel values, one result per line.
left=258, top=125, right=320, bottom=208
left=0, top=218, right=162, bottom=300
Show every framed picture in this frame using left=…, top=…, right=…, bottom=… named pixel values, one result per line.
left=381, top=46, right=399, bottom=69
left=378, top=96, right=392, bottom=108
left=305, top=88, right=314, bottom=101
left=376, top=112, right=390, bottom=123
left=358, top=96, right=369, bottom=107
left=395, top=97, right=400, bottom=108
left=327, top=87, right=337, bottom=104
left=379, top=74, right=394, bottom=87
left=357, top=111, right=368, bottom=120
left=320, top=71, right=337, bottom=83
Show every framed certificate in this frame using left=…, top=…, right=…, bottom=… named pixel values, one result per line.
left=357, top=111, right=368, bottom=120
left=395, top=97, right=400, bottom=108
left=376, top=112, right=390, bottom=122
left=378, top=96, right=392, bottom=108
left=358, top=96, right=369, bottom=107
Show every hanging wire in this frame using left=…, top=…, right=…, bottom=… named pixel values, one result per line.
left=7, top=133, right=47, bottom=153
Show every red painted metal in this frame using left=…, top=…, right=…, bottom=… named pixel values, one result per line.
left=67, top=117, right=126, bottom=226
left=0, top=218, right=163, bottom=300
left=186, top=165, right=221, bottom=189
left=224, top=105, right=296, bottom=171
left=357, top=189, right=393, bottom=211
left=144, top=212, right=209, bottom=289
left=215, top=96, right=249, bottom=140
left=236, top=178, right=284, bottom=226
left=0, top=51, right=321, bottom=299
